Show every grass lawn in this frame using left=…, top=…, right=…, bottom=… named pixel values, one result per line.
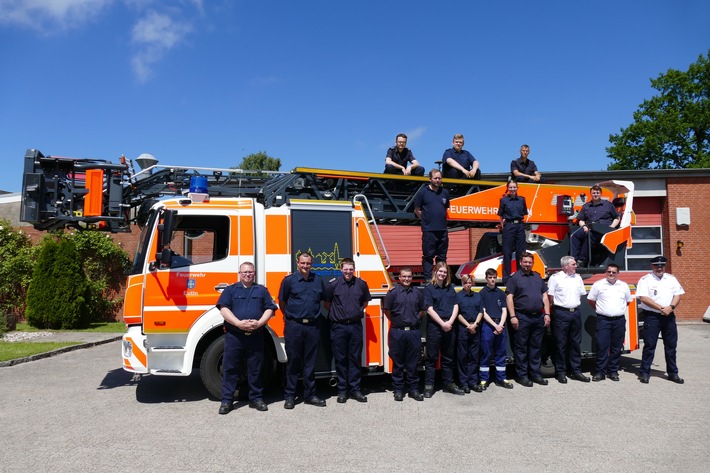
left=15, top=321, right=126, bottom=333
left=1, top=321, right=125, bottom=362
left=0, top=341, right=81, bottom=362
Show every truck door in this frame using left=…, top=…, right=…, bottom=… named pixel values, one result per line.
left=142, top=212, right=246, bottom=334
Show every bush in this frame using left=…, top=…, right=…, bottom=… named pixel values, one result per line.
left=0, top=218, right=34, bottom=323
left=26, top=237, right=91, bottom=329
left=65, top=231, right=130, bottom=322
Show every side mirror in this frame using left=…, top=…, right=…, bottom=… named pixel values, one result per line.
left=156, top=209, right=177, bottom=267
left=159, top=248, right=173, bottom=268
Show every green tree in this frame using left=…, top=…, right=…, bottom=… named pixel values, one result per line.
left=0, top=219, right=34, bottom=330
left=26, top=236, right=91, bottom=329
left=607, top=51, right=710, bottom=170
left=236, top=151, right=281, bottom=173
left=65, top=231, right=131, bottom=322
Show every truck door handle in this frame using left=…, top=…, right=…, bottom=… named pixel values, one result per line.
left=215, top=283, right=230, bottom=292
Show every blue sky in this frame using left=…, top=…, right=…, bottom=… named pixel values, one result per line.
left=1, top=0, right=708, bottom=193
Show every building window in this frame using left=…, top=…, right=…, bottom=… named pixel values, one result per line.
left=626, top=226, right=662, bottom=270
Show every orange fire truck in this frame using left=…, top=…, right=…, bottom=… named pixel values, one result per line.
left=20, top=149, right=637, bottom=396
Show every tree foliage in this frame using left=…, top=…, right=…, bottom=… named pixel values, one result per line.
left=607, top=51, right=710, bottom=170
left=26, top=236, right=91, bottom=329
left=65, top=231, right=131, bottom=322
left=236, top=151, right=282, bottom=173
left=24, top=230, right=130, bottom=329
left=0, top=219, right=34, bottom=329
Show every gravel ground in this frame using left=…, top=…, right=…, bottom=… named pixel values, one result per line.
left=2, top=331, right=54, bottom=342
left=1, top=323, right=709, bottom=472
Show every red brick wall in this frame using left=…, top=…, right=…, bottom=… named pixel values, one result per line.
left=375, top=225, right=479, bottom=267
left=663, top=178, right=710, bottom=321
left=23, top=227, right=141, bottom=256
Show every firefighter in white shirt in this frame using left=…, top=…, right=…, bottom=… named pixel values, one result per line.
left=547, top=256, right=590, bottom=383
left=587, top=263, right=632, bottom=381
left=636, top=256, right=685, bottom=384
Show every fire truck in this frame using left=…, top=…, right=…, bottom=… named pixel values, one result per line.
left=20, top=149, right=638, bottom=397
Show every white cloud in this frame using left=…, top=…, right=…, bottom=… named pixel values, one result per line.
left=130, top=10, right=193, bottom=83
left=0, top=0, right=113, bottom=30
left=378, top=127, right=427, bottom=150
left=1, top=0, right=200, bottom=83
left=405, top=126, right=427, bottom=141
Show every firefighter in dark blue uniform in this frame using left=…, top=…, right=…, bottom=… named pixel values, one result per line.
left=217, top=261, right=277, bottom=415
left=383, top=133, right=425, bottom=176
left=383, top=267, right=425, bottom=401
left=498, top=180, right=528, bottom=283
left=506, top=252, right=550, bottom=387
left=278, top=252, right=327, bottom=409
left=324, top=258, right=372, bottom=403
left=423, top=262, right=464, bottom=397
left=456, top=274, right=484, bottom=393
left=441, top=133, right=481, bottom=180
left=480, top=268, right=514, bottom=389
left=570, top=184, right=620, bottom=266
left=414, top=169, right=450, bottom=282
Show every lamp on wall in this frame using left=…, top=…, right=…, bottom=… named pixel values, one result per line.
left=676, top=240, right=684, bottom=256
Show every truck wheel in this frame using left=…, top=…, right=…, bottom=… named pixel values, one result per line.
left=261, top=333, right=278, bottom=388
left=540, top=329, right=556, bottom=378
left=200, top=336, right=225, bottom=400
left=201, top=333, right=279, bottom=398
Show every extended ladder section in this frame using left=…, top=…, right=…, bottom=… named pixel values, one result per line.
left=20, top=149, right=501, bottom=232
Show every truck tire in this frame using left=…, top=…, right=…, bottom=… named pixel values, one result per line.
left=540, top=329, right=557, bottom=378
left=200, top=332, right=279, bottom=399
left=200, top=336, right=225, bottom=400
left=261, top=333, right=278, bottom=388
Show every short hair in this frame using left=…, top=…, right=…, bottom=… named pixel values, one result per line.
left=297, top=252, right=313, bottom=262
left=429, top=168, right=442, bottom=178
left=430, top=261, right=451, bottom=286
left=453, top=134, right=464, bottom=141
left=399, top=267, right=413, bottom=275
left=240, top=261, right=255, bottom=271
left=396, top=133, right=407, bottom=141
left=519, top=251, right=534, bottom=263
left=340, top=257, right=355, bottom=268
left=590, top=184, right=602, bottom=192
left=485, top=268, right=497, bottom=278
left=560, top=255, right=575, bottom=267
left=460, top=274, right=473, bottom=284
left=606, top=263, right=620, bottom=272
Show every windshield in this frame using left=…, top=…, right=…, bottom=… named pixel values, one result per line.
left=129, top=208, right=159, bottom=275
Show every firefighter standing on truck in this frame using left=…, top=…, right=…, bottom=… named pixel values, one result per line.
left=414, top=169, right=450, bottom=283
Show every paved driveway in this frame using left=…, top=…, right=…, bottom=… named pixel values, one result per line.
left=1, top=324, right=709, bottom=472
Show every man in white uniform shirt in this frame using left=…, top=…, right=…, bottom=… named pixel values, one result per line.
left=636, top=256, right=685, bottom=384
left=547, top=256, right=590, bottom=383
left=587, top=263, right=632, bottom=381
